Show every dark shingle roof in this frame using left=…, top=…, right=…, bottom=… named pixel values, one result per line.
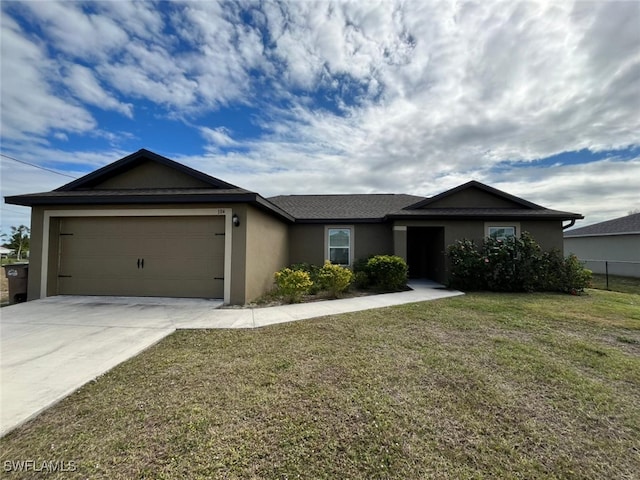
left=268, top=194, right=582, bottom=222
left=564, top=213, right=640, bottom=237
left=268, top=194, right=424, bottom=222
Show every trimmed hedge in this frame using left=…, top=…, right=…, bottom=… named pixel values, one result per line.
left=355, top=255, right=408, bottom=292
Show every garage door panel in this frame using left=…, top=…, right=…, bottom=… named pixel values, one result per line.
left=57, top=216, right=225, bottom=298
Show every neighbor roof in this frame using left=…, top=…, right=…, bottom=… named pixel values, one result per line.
left=564, top=213, right=640, bottom=237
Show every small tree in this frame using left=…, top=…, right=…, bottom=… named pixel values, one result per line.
left=7, top=225, right=30, bottom=260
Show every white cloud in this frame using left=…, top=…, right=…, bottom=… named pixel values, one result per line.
left=199, top=127, right=238, bottom=148
left=0, top=14, right=96, bottom=140
left=63, top=64, right=133, bottom=117
left=1, top=0, right=639, bottom=230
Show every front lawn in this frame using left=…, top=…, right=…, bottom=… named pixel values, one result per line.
left=1, top=290, right=639, bottom=479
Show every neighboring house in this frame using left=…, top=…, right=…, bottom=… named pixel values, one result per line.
left=5, top=149, right=582, bottom=304
left=564, top=213, right=640, bottom=278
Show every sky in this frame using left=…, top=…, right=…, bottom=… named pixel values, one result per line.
left=1, top=0, right=639, bottom=237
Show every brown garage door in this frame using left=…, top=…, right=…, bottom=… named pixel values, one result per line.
left=57, top=216, right=225, bottom=298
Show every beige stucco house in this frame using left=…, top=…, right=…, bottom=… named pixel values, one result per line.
left=6, top=149, right=583, bottom=304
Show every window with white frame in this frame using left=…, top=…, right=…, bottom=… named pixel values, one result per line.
left=487, top=226, right=516, bottom=241
left=327, top=227, right=351, bottom=265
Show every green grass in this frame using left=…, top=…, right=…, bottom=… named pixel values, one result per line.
left=1, top=290, right=639, bottom=479
left=590, top=273, right=640, bottom=295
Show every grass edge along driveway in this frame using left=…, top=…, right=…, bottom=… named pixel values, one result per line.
left=1, top=290, right=639, bottom=479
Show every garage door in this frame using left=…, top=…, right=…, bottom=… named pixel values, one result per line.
left=57, top=216, right=225, bottom=298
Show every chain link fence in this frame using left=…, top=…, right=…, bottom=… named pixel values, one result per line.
left=581, top=260, right=640, bottom=294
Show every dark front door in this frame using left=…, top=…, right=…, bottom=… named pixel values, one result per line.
left=407, top=227, right=445, bottom=282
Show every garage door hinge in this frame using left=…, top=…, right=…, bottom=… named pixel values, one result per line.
left=59, top=233, right=74, bottom=236
left=58, top=275, right=72, bottom=278
left=215, top=233, right=225, bottom=236
left=214, top=277, right=224, bottom=280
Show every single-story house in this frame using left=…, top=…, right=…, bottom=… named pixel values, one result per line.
left=564, top=213, right=640, bottom=278
left=5, top=149, right=583, bottom=304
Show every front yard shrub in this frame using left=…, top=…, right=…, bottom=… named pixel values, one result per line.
left=274, top=268, right=313, bottom=303
left=291, top=263, right=322, bottom=294
left=559, top=253, right=593, bottom=293
left=318, top=260, right=353, bottom=298
left=365, top=255, right=408, bottom=291
left=353, top=270, right=371, bottom=289
left=447, top=232, right=592, bottom=293
left=447, top=239, right=485, bottom=290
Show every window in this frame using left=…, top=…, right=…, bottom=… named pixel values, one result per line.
left=488, top=226, right=516, bottom=241
left=327, top=227, right=351, bottom=265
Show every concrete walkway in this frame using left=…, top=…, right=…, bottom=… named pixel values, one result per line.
left=0, top=281, right=462, bottom=437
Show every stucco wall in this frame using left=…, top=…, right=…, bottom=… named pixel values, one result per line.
left=424, top=189, right=518, bottom=209
left=289, top=224, right=325, bottom=266
left=521, top=220, right=564, bottom=252
left=288, top=223, right=392, bottom=267
left=354, top=224, right=393, bottom=260
left=244, top=205, right=290, bottom=302
left=94, top=160, right=210, bottom=189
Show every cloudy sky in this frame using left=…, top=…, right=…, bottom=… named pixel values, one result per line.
left=1, top=0, right=639, bottom=235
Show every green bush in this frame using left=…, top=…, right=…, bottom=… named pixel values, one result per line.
left=318, top=260, right=353, bottom=298
left=352, top=256, right=373, bottom=289
left=291, top=263, right=322, bottom=294
left=447, top=233, right=592, bottom=294
left=560, top=254, right=592, bottom=294
left=353, top=270, right=371, bottom=289
left=274, top=268, right=313, bottom=303
left=365, top=255, right=408, bottom=291
left=447, top=239, right=485, bottom=290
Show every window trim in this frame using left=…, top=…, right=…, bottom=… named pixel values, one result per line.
left=485, top=222, right=520, bottom=240
left=325, top=225, right=354, bottom=266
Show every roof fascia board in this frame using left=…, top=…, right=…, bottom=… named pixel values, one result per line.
left=5, top=192, right=295, bottom=223
left=292, top=218, right=387, bottom=224
left=564, top=231, right=640, bottom=238
left=386, top=212, right=583, bottom=221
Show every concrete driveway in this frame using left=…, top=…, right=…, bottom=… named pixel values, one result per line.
left=0, top=296, right=223, bottom=437
left=1, top=283, right=462, bottom=437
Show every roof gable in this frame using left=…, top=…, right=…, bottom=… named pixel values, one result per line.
left=406, top=181, right=544, bottom=210
left=55, top=149, right=238, bottom=191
